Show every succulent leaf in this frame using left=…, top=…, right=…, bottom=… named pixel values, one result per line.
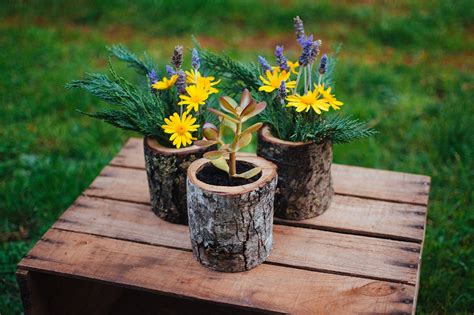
left=204, top=150, right=224, bottom=160
left=208, top=108, right=240, bottom=124
left=234, top=167, right=262, bottom=179
left=239, top=89, right=252, bottom=110
left=240, top=100, right=257, bottom=118
left=242, top=101, right=266, bottom=121
left=203, top=123, right=219, bottom=140
left=235, top=133, right=252, bottom=151
left=241, top=122, right=263, bottom=137
left=219, top=96, right=238, bottom=114
left=211, top=157, right=230, bottom=173
left=194, top=140, right=218, bottom=147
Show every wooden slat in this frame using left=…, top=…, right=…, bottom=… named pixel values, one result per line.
left=85, top=166, right=427, bottom=242
left=110, top=137, right=431, bottom=205
left=54, top=196, right=421, bottom=285
left=331, top=164, right=430, bottom=205
left=19, top=229, right=415, bottom=314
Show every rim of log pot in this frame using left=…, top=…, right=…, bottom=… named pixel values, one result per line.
left=145, top=136, right=207, bottom=156
left=187, top=156, right=277, bottom=195
left=259, top=125, right=313, bottom=147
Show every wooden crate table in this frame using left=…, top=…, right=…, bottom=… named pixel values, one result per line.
left=17, top=138, right=431, bottom=314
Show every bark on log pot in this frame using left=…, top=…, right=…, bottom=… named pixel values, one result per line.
left=144, top=137, right=211, bottom=224
left=257, top=126, right=334, bottom=220
left=187, top=156, right=277, bottom=272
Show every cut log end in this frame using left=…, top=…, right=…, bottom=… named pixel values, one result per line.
left=187, top=157, right=277, bottom=272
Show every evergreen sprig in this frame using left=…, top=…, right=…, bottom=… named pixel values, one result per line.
left=107, top=45, right=157, bottom=76
left=201, top=49, right=375, bottom=144
left=67, top=58, right=169, bottom=144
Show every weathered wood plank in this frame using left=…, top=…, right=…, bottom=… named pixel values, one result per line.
left=331, top=164, right=430, bottom=205
left=19, top=229, right=415, bottom=314
left=275, top=195, right=427, bottom=243
left=110, top=137, right=431, bottom=205
left=54, top=196, right=421, bottom=285
left=84, top=167, right=427, bottom=242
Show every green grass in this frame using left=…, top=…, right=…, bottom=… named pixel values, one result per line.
left=1, top=0, right=473, bottom=313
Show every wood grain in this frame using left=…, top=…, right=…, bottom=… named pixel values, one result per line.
left=110, top=137, right=431, bottom=205
left=19, top=229, right=415, bottom=314
left=85, top=167, right=427, bottom=242
left=54, top=196, right=421, bottom=285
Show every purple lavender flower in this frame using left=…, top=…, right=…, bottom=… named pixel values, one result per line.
left=319, top=54, right=328, bottom=75
left=298, top=37, right=320, bottom=66
left=166, top=65, right=176, bottom=76
left=279, top=80, right=287, bottom=101
left=176, top=70, right=186, bottom=95
left=191, top=48, right=200, bottom=70
left=147, top=70, right=158, bottom=84
left=293, top=16, right=305, bottom=40
left=275, top=45, right=289, bottom=72
left=298, top=37, right=313, bottom=67
left=308, top=39, right=321, bottom=64
left=297, top=34, right=313, bottom=47
left=171, top=45, right=183, bottom=69
left=258, top=56, right=272, bottom=72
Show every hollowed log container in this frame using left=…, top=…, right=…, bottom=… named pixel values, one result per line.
left=144, top=137, right=211, bottom=225
left=186, top=156, right=277, bottom=272
left=257, top=126, right=334, bottom=220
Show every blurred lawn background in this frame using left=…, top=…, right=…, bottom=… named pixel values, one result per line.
left=1, top=0, right=473, bottom=313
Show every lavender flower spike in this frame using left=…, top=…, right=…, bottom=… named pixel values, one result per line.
left=176, top=70, right=187, bottom=95
left=319, top=54, right=328, bottom=75
left=308, top=39, right=321, bottom=65
left=166, top=65, right=176, bottom=76
left=279, top=80, right=287, bottom=101
left=171, top=45, right=183, bottom=69
left=298, top=37, right=313, bottom=67
left=258, top=55, right=272, bottom=72
left=275, top=45, right=289, bottom=72
left=293, top=16, right=305, bottom=39
left=147, top=69, right=158, bottom=84
left=191, top=48, right=200, bottom=70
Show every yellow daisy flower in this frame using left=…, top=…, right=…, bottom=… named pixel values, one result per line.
left=318, top=84, right=344, bottom=110
left=286, top=87, right=330, bottom=114
left=178, top=85, right=210, bottom=113
left=161, top=112, right=199, bottom=149
left=259, top=68, right=296, bottom=93
left=151, top=74, right=178, bottom=90
left=287, top=61, right=299, bottom=75
left=185, top=69, right=220, bottom=94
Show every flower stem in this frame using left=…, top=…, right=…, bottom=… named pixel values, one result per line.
left=294, top=67, right=303, bottom=94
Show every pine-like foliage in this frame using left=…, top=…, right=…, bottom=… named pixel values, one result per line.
left=67, top=46, right=215, bottom=146
left=201, top=49, right=376, bottom=144
left=67, top=59, right=171, bottom=144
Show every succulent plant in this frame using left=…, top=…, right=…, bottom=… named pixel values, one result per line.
left=195, top=89, right=266, bottom=179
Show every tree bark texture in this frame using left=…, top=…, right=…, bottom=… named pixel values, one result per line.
left=187, top=156, right=277, bottom=272
left=257, top=126, right=334, bottom=220
left=144, top=137, right=212, bottom=225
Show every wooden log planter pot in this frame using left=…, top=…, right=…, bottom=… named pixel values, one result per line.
left=186, top=156, right=277, bottom=272
left=257, top=126, right=334, bottom=220
left=144, top=137, right=211, bottom=224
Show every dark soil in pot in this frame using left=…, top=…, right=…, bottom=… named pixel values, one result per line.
left=196, top=161, right=261, bottom=186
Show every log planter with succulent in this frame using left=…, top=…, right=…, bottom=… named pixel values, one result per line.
left=201, top=16, right=375, bottom=220
left=187, top=90, right=277, bottom=272
left=68, top=45, right=220, bottom=224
